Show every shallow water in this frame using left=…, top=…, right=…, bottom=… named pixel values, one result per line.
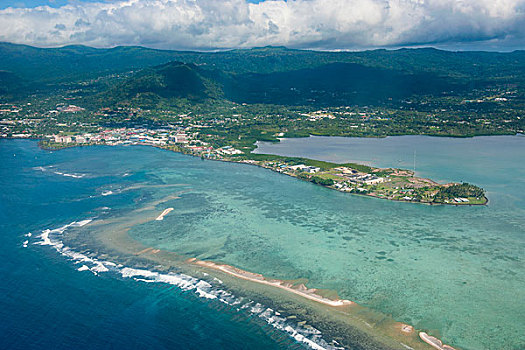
left=2, top=137, right=524, bottom=350
left=0, top=140, right=309, bottom=350
left=253, top=135, right=525, bottom=349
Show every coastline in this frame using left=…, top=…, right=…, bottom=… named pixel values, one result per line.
left=57, top=200, right=459, bottom=350
left=37, top=139, right=488, bottom=206
left=193, top=259, right=353, bottom=307
left=190, top=259, right=456, bottom=350
left=14, top=137, right=506, bottom=349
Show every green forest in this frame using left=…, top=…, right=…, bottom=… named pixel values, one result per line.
left=0, top=43, right=523, bottom=140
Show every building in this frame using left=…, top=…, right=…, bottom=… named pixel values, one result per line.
left=364, top=176, right=385, bottom=185
left=170, top=133, right=189, bottom=143
left=53, top=135, right=72, bottom=143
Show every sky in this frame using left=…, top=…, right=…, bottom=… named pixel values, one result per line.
left=0, top=0, right=524, bottom=52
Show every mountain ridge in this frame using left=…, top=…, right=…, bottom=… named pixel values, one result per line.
left=1, top=42, right=524, bottom=83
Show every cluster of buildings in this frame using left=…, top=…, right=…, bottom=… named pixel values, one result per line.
left=256, top=161, right=390, bottom=195
left=261, top=162, right=321, bottom=174
left=49, top=128, right=168, bottom=146
left=56, top=105, right=85, bottom=113
left=0, top=117, right=42, bottom=139
left=333, top=182, right=368, bottom=193
left=333, top=167, right=385, bottom=185
left=453, top=197, right=470, bottom=203
left=0, top=104, right=22, bottom=114
left=49, top=128, right=183, bottom=147
left=216, top=146, right=244, bottom=156
left=301, top=111, right=337, bottom=122
left=46, top=127, right=246, bottom=160
left=288, top=164, right=321, bottom=173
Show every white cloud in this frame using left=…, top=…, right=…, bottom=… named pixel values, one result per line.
left=0, top=0, right=524, bottom=50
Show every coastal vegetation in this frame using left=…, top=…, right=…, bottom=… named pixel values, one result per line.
left=39, top=132, right=488, bottom=206
left=434, top=183, right=487, bottom=204
left=0, top=44, right=503, bottom=206
left=0, top=44, right=523, bottom=141
left=3, top=43, right=520, bottom=350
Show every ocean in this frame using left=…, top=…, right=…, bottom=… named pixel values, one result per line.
left=0, top=140, right=306, bottom=350
left=1, top=136, right=524, bottom=349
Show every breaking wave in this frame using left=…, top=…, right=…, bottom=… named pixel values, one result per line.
left=33, top=166, right=87, bottom=179
left=30, top=220, right=342, bottom=350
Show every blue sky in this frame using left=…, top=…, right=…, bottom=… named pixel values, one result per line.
left=1, top=0, right=96, bottom=9
left=0, top=1, right=272, bottom=9
left=0, top=0, right=524, bottom=51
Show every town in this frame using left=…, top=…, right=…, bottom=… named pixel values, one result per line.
left=19, top=122, right=485, bottom=206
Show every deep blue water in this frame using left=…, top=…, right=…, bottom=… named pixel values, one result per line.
left=0, top=140, right=298, bottom=350
left=2, top=136, right=524, bottom=350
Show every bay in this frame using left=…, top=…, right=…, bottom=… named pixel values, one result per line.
left=2, top=135, right=524, bottom=350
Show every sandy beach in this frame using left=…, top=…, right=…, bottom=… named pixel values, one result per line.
left=419, top=332, right=457, bottom=350
left=194, top=260, right=353, bottom=307
left=72, top=192, right=462, bottom=350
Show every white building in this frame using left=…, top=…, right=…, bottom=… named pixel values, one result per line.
left=364, top=177, right=385, bottom=185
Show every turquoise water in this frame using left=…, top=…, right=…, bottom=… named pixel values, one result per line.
left=255, top=135, right=525, bottom=209
left=3, top=137, right=524, bottom=349
left=252, top=135, right=525, bottom=348
left=128, top=135, right=524, bottom=349
left=0, top=140, right=307, bottom=350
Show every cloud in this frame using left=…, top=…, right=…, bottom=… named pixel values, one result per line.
left=0, top=0, right=524, bottom=50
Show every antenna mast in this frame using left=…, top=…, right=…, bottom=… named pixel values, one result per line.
left=413, top=150, right=416, bottom=173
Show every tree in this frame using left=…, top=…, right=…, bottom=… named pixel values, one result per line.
left=311, top=176, right=334, bottom=186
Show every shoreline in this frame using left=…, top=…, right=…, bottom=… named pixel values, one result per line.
left=36, top=139, right=488, bottom=207
left=190, top=258, right=456, bottom=350
left=193, top=259, right=353, bottom=307
left=79, top=203, right=458, bottom=350
left=7, top=136, right=520, bottom=349
left=11, top=137, right=495, bottom=348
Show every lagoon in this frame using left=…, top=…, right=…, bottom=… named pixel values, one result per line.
left=2, top=136, right=524, bottom=350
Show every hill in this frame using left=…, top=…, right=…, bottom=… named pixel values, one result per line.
left=1, top=42, right=524, bottom=83
left=96, top=57, right=476, bottom=108
left=223, top=62, right=458, bottom=106
left=0, top=43, right=524, bottom=109
left=0, top=71, right=27, bottom=95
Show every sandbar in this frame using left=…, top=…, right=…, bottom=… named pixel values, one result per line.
left=194, top=260, right=353, bottom=307
left=155, top=208, right=174, bottom=220
left=419, top=332, right=457, bottom=350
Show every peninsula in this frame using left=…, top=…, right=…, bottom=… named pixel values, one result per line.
left=1, top=19, right=523, bottom=350
left=4, top=45, right=524, bottom=208
left=39, top=127, right=488, bottom=206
